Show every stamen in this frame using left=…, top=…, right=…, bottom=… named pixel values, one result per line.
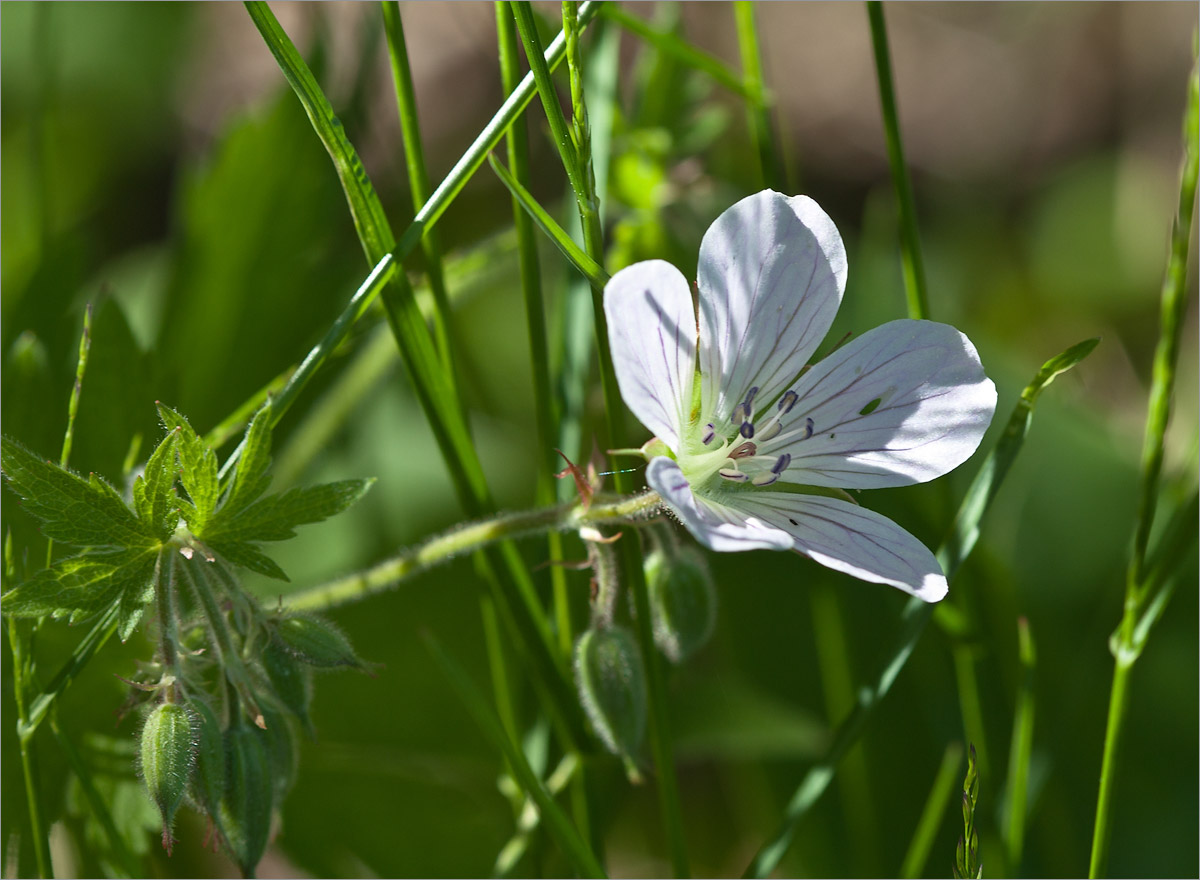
left=719, top=468, right=748, bottom=482
left=756, top=421, right=781, bottom=442
left=801, top=417, right=814, bottom=440
left=702, top=423, right=715, bottom=445
left=778, top=390, right=799, bottom=414
left=751, top=472, right=778, bottom=487
left=740, top=421, right=755, bottom=439
left=732, top=403, right=747, bottom=425
left=772, top=453, right=791, bottom=474
left=730, top=441, right=757, bottom=459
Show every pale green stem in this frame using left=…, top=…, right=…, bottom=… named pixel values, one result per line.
left=733, top=2, right=786, bottom=192
left=8, top=618, right=52, bottom=879
left=1089, top=53, right=1198, bottom=879
left=287, top=491, right=663, bottom=612
left=1003, top=617, right=1036, bottom=871
left=866, top=1, right=930, bottom=321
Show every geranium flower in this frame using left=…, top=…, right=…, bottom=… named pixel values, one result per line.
left=604, top=190, right=996, bottom=601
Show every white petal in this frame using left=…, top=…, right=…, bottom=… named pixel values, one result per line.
left=646, top=457, right=792, bottom=552
left=775, top=320, right=997, bottom=489
left=604, top=260, right=698, bottom=450
left=697, top=190, right=847, bottom=423
left=730, top=492, right=948, bottom=601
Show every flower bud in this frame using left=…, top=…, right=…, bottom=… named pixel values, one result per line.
left=259, top=704, right=300, bottom=800
left=218, top=721, right=273, bottom=876
left=186, top=697, right=225, bottom=819
left=274, top=614, right=362, bottom=669
left=574, top=626, right=647, bottom=758
left=262, top=639, right=315, bottom=738
left=644, top=546, right=717, bottom=663
left=139, top=702, right=196, bottom=854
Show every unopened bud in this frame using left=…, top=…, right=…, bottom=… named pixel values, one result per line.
left=262, top=639, right=315, bottom=738
left=218, top=721, right=273, bottom=876
left=274, top=614, right=362, bottom=669
left=644, top=545, right=716, bottom=663
left=140, top=702, right=196, bottom=854
left=259, top=704, right=300, bottom=801
left=574, top=626, right=647, bottom=758
left=186, top=697, right=225, bottom=819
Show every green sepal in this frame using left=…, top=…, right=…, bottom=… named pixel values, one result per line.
left=1, top=436, right=149, bottom=548
left=645, top=546, right=717, bottom=664
left=261, top=639, right=314, bottom=737
left=133, top=428, right=181, bottom=541
left=158, top=403, right=219, bottom=533
left=259, top=704, right=300, bottom=800
left=186, top=697, right=226, bottom=819
left=1, top=548, right=157, bottom=625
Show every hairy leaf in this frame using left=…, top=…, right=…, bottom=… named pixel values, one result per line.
left=1, top=437, right=149, bottom=548
left=2, top=548, right=157, bottom=624
left=133, top=429, right=181, bottom=541
left=205, top=480, right=374, bottom=545
left=158, top=403, right=219, bottom=532
left=207, top=540, right=289, bottom=582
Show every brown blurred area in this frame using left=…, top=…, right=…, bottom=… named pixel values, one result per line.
left=180, top=2, right=1195, bottom=185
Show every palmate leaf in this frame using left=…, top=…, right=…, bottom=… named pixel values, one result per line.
left=1, top=437, right=150, bottom=548
left=2, top=548, right=158, bottom=626
left=158, top=403, right=219, bottom=533
left=132, top=428, right=181, bottom=541
left=218, top=403, right=274, bottom=519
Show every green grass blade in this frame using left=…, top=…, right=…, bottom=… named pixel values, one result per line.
left=866, top=1, right=930, bottom=321
left=380, top=0, right=456, bottom=372
left=1003, top=617, right=1036, bottom=871
left=900, top=741, right=964, bottom=878
left=743, top=338, right=1099, bottom=878
left=7, top=617, right=53, bottom=879
left=488, top=154, right=609, bottom=289
left=1090, top=55, right=1198, bottom=878
left=733, top=3, right=787, bottom=192
left=390, top=1, right=600, bottom=262
left=600, top=4, right=751, bottom=99
left=425, top=634, right=606, bottom=879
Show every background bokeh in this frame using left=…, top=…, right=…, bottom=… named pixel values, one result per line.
left=2, top=2, right=1196, bottom=877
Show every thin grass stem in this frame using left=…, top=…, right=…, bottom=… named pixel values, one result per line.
left=1003, top=617, right=1036, bottom=871
left=380, top=1, right=456, bottom=373
left=865, top=1, right=930, bottom=321
left=900, top=741, right=964, bottom=878
left=733, top=2, right=786, bottom=192
left=1089, top=54, right=1197, bottom=879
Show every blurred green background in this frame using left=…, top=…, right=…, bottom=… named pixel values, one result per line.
left=2, top=2, right=1196, bottom=877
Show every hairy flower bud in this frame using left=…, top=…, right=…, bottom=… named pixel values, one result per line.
left=274, top=614, right=362, bottom=669
left=139, top=702, right=196, bottom=854
left=259, top=704, right=300, bottom=800
left=644, top=545, right=717, bottom=663
left=186, top=697, right=225, bottom=819
left=262, top=639, right=315, bottom=738
left=574, top=626, right=647, bottom=759
left=218, top=721, right=273, bottom=876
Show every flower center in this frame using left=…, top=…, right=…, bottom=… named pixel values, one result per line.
left=679, top=385, right=812, bottom=490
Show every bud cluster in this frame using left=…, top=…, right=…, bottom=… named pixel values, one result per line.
left=134, top=553, right=365, bottom=875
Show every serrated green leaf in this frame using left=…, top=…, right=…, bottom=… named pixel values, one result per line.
left=133, top=429, right=181, bottom=541
left=218, top=404, right=273, bottom=521
left=205, top=479, right=374, bottom=545
left=1, top=548, right=157, bottom=624
left=158, top=403, right=219, bottom=532
left=1, top=437, right=149, bottom=548
left=116, top=551, right=161, bottom=641
left=209, top=541, right=289, bottom=582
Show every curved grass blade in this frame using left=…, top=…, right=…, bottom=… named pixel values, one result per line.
left=1003, top=617, right=1036, bottom=871
left=743, top=337, right=1100, bottom=878
left=487, top=154, right=609, bottom=289
left=900, top=741, right=964, bottom=878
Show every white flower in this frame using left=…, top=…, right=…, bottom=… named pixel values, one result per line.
left=603, top=190, right=997, bottom=602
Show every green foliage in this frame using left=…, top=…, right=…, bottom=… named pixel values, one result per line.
left=954, top=744, right=983, bottom=879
